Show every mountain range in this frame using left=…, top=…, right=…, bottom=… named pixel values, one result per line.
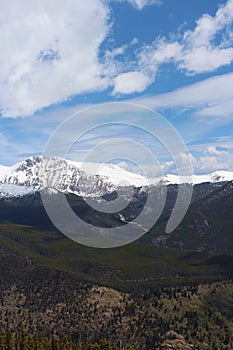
left=0, top=155, right=232, bottom=256
left=1, top=156, right=233, bottom=198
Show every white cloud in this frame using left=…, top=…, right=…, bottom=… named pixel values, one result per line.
left=1, top=0, right=233, bottom=117
left=112, top=71, right=152, bottom=94
left=163, top=147, right=233, bottom=175
left=195, top=147, right=233, bottom=173
left=111, top=40, right=182, bottom=95
left=129, top=72, right=233, bottom=120
left=184, top=1, right=233, bottom=47
left=118, top=0, right=162, bottom=10
left=138, top=40, right=182, bottom=68
left=137, top=0, right=233, bottom=76
left=180, top=46, right=233, bottom=74
left=112, top=0, right=233, bottom=96
left=133, top=40, right=181, bottom=87
left=179, top=0, right=233, bottom=74
left=197, top=100, right=233, bottom=119
left=0, top=0, right=110, bottom=118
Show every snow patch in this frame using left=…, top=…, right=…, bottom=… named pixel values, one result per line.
left=0, top=184, right=35, bottom=198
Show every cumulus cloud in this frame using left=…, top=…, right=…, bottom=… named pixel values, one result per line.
left=0, top=0, right=110, bottom=118
left=112, top=0, right=233, bottom=95
left=180, top=46, right=233, bottom=74
left=194, top=147, right=233, bottom=173
left=136, top=0, right=233, bottom=76
left=164, top=147, right=233, bottom=174
left=112, top=71, right=152, bottom=94
left=138, top=40, right=182, bottom=69
left=179, top=0, right=233, bottom=73
left=0, top=0, right=163, bottom=117
left=110, top=41, right=182, bottom=95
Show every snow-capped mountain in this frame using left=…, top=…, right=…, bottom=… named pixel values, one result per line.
left=0, top=156, right=149, bottom=198
left=0, top=156, right=233, bottom=198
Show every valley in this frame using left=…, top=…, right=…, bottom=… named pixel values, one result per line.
left=0, top=156, right=232, bottom=349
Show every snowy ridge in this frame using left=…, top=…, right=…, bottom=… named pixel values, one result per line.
left=163, top=171, right=233, bottom=185
left=69, top=161, right=150, bottom=187
left=0, top=156, right=233, bottom=198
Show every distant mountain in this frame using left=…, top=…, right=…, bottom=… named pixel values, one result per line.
left=161, top=170, right=233, bottom=185
left=1, top=156, right=233, bottom=198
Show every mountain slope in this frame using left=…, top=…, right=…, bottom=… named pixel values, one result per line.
left=0, top=183, right=232, bottom=285
left=151, top=181, right=233, bottom=254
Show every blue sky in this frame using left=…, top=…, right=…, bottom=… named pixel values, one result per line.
left=0, top=0, right=233, bottom=175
